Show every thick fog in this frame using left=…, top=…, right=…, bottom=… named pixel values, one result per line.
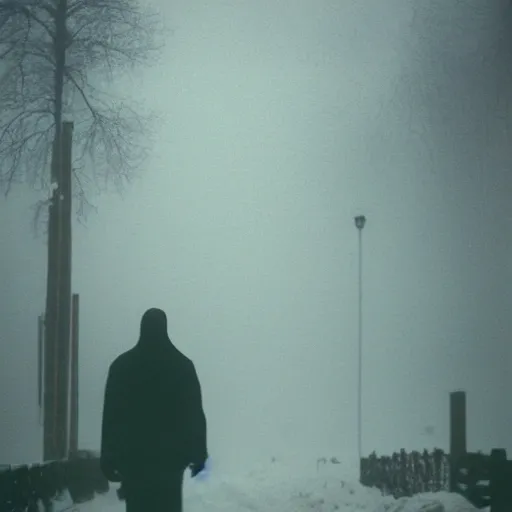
left=1, top=0, right=511, bottom=476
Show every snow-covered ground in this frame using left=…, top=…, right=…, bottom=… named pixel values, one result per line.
left=54, top=460, right=487, bottom=512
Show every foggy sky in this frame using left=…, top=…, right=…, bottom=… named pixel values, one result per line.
left=1, top=0, right=511, bottom=476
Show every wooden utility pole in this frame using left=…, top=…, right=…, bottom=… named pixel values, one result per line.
left=57, top=120, right=73, bottom=458
left=69, top=293, right=79, bottom=456
left=43, top=129, right=62, bottom=461
left=43, top=120, right=74, bottom=461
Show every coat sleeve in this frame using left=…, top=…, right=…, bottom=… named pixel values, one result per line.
left=186, top=362, right=208, bottom=464
left=100, top=364, right=123, bottom=482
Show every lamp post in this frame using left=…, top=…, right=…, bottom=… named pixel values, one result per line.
left=354, top=215, right=366, bottom=465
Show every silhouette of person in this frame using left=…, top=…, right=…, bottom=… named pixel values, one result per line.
left=100, top=308, right=208, bottom=512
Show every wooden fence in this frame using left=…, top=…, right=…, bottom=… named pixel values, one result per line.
left=360, top=390, right=512, bottom=512
left=0, top=450, right=108, bottom=512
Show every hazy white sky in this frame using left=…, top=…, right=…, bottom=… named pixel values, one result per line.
left=1, top=0, right=511, bottom=475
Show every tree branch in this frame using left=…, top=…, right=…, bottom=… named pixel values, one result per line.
left=0, top=0, right=165, bottom=221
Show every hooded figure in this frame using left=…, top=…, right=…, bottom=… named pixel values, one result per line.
left=100, top=308, right=208, bottom=512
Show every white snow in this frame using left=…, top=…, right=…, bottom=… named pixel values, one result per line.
left=68, top=459, right=487, bottom=512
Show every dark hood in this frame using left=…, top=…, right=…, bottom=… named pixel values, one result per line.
left=137, top=308, right=172, bottom=350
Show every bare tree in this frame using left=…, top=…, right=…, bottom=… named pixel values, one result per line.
left=0, top=0, right=166, bottom=225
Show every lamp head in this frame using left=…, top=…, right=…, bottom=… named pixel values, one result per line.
left=354, top=215, right=366, bottom=230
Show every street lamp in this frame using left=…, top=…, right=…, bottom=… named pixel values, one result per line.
left=354, top=215, right=366, bottom=466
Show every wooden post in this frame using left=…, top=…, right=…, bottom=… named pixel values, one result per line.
left=449, top=390, right=467, bottom=492
left=43, top=120, right=74, bottom=461
left=69, top=293, right=79, bottom=456
left=55, top=120, right=73, bottom=460
left=489, top=449, right=510, bottom=512
left=44, top=126, right=63, bottom=461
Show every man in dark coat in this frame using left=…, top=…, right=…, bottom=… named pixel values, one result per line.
left=100, top=308, right=208, bottom=512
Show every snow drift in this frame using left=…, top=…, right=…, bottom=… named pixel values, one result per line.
left=67, top=459, right=486, bottom=512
